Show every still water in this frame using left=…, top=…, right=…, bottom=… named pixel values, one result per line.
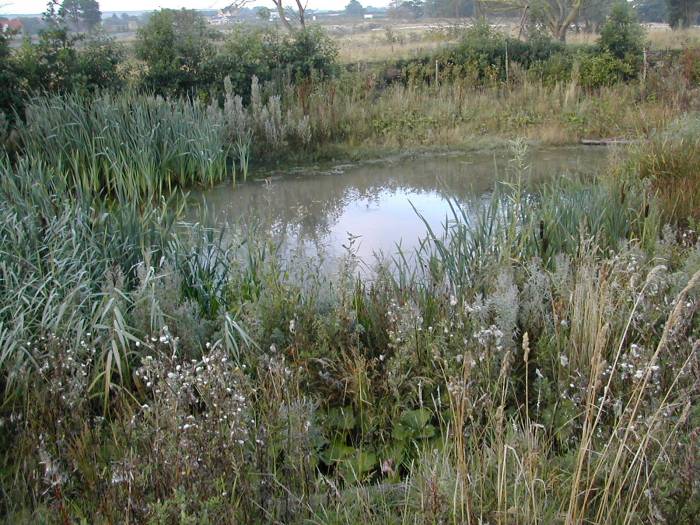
left=192, top=147, right=609, bottom=268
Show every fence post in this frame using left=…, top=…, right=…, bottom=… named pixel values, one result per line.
left=505, top=40, right=509, bottom=84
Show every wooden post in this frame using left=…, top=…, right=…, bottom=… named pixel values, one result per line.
left=505, top=40, right=509, bottom=84
left=435, top=59, right=439, bottom=87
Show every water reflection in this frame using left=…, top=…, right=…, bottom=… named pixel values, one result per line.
left=191, top=147, right=608, bottom=268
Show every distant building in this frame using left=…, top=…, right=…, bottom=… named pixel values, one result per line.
left=363, top=14, right=374, bottom=19
left=0, top=19, right=23, bottom=34
left=210, top=10, right=236, bottom=25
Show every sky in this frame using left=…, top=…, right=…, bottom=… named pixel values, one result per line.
left=4, top=0, right=392, bottom=16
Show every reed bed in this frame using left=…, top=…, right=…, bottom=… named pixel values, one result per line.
left=19, top=93, right=231, bottom=201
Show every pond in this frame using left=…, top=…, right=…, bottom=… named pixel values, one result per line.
left=191, top=146, right=610, bottom=271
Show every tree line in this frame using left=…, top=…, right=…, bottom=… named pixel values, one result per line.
left=388, top=0, right=700, bottom=38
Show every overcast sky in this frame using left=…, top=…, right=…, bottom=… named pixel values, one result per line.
left=4, top=0, right=392, bottom=16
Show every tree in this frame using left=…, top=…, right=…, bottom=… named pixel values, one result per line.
left=599, top=1, right=645, bottom=60
left=579, top=0, right=610, bottom=32
left=256, top=6, right=271, bottom=21
left=345, top=0, right=366, bottom=18
left=633, top=0, right=667, bottom=23
left=394, top=0, right=426, bottom=18
left=271, top=0, right=308, bottom=33
left=57, top=0, right=102, bottom=32
left=666, top=0, right=700, bottom=27
left=14, top=27, right=81, bottom=92
left=486, top=0, right=591, bottom=41
left=223, top=0, right=251, bottom=12
left=135, top=9, right=216, bottom=96
left=426, top=0, right=475, bottom=18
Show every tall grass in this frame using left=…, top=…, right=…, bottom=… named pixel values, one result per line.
left=622, top=113, right=700, bottom=223
left=402, top=140, right=660, bottom=294
left=0, top=153, right=257, bottom=409
left=19, top=93, right=231, bottom=201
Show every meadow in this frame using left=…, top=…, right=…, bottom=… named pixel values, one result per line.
left=0, top=7, right=699, bottom=524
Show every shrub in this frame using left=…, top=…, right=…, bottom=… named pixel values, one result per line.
left=13, top=28, right=124, bottom=96
left=599, top=1, right=645, bottom=64
left=578, top=50, right=634, bottom=89
left=13, top=28, right=82, bottom=93
left=0, top=33, right=21, bottom=119
left=135, top=9, right=218, bottom=97
left=210, top=27, right=274, bottom=101
left=431, top=23, right=569, bottom=85
left=274, top=27, right=339, bottom=81
left=680, top=45, right=700, bottom=86
left=76, top=35, right=125, bottom=92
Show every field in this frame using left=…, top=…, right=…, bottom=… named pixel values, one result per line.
left=0, top=8, right=699, bottom=524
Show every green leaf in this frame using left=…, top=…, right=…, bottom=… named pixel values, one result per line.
left=319, top=440, right=354, bottom=465
left=325, top=406, right=356, bottom=431
left=339, top=449, right=377, bottom=482
left=399, top=408, right=432, bottom=430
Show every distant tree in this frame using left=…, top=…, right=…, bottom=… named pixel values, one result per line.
left=579, top=0, right=610, bottom=32
left=426, top=0, right=474, bottom=18
left=223, top=0, right=251, bottom=12
left=270, top=0, right=308, bottom=33
left=486, top=1, right=593, bottom=41
left=599, top=1, right=645, bottom=60
left=256, top=6, right=271, bottom=21
left=17, top=17, right=47, bottom=35
left=397, top=0, right=426, bottom=18
left=345, top=0, right=366, bottom=17
left=633, top=0, right=667, bottom=22
left=666, top=0, right=700, bottom=27
left=57, top=0, right=102, bottom=32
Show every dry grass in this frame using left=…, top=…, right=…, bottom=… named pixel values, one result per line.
left=335, top=21, right=700, bottom=64
left=333, top=23, right=457, bottom=64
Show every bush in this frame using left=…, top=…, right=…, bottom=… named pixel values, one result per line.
left=210, top=27, right=274, bottom=101
left=0, top=33, right=21, bottom=119
left=599, top=1, right=645, bottom=64
left=275, top=27, right=339, bottom=81
left=135, top=9, right=218, bottom=97
left=430, top=23, right=569, bottom=84
left=528, top=51, right=575, bottom=85
left=76, top=35, right=125, bottom=92
left=13, top=28, right=82, bottom=93
left=578, top=50, right=634, bottom=89
left=13, top=28, right=124, bottom=96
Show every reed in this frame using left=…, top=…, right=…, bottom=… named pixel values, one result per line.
left=19, top=92, right=231, bottom=202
